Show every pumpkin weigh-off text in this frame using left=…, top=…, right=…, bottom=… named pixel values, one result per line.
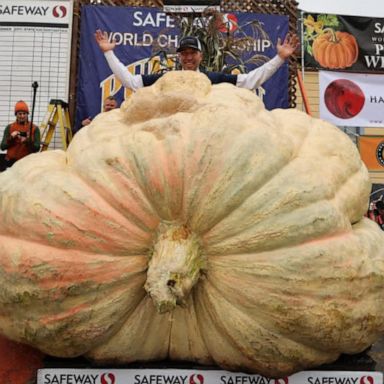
left=0, top=71, right=383, bottom=378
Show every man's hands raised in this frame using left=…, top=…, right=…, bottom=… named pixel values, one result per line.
left=277, top=33, right=300, bottom=60
left=95, top=29, right=116, bottom=53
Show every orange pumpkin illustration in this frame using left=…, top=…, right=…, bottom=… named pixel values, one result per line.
left=312, top=30, right=359, bottom=69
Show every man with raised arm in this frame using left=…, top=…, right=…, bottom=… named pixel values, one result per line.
left=95, top=29, right=299, bottom=92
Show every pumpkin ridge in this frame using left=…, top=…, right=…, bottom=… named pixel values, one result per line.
left=208, top=219, right=384, bottom=280
left=166, top=307, right=175, bottom=359
left=83, top=138, right=163, bottom=222
left=208, top=197, right=349, bottom=253
left=169, top=294, right=212, bottom=362
left=36, top=278, right=147, bottom=356
left=332, top=166, right=370, bottom=224
left=70, top=131, right=172, bottom=231
left=180, top=101, right=281, bottom=233
left=33, top=202, right=151, bottom=255
left=196, top=277, right=332, bottom=377
left=126, top=140, right=183, bottom=221
left=91, top=154, right=160, bottom=232
left=87, top=297, right=173, bottom=362
left=202, top=111, right=314, bottom=237
left=195, top=122, right=311, bottom=238
left=342, top=45, right=354, bottom=68
left=0, top=240, right=148, bottom=290
left=0, top=247, right=148, bottom=356
left=0, top=165, right=153, bottom=254
left=204, top=239, right=382, bottom=357
left=182, top=127, right=235, bottom=227
left=70, top=156, right=160, bottom=234
left=204, top=193, right=347, bottom=255
left=195, top=279, right=258, bottom=372
left=203, top=115, right=367, bottom=253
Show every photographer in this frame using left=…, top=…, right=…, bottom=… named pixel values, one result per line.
left=1, top=100, right=40, bottom=169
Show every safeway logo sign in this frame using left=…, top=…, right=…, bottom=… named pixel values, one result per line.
left=101, top=373, right=116, bottom=384
left=275, top=379, right=288, bottom=384
left=0, top=0, right=71, bottom=24
left=52, top=5, right=67, bottom=18
left=359, top=377, right=374, bottom=384
left=37, top=369, right=383, bottom=384
left=189, top=374, right=204, bottom=384
left=304, top=373, right=380, bottom=384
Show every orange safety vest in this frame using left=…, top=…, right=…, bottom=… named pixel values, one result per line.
left=6, top=122, right=37, bottom=161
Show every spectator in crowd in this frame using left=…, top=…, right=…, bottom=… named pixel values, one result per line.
left=368, top=199, right=384, bottom=230
left=94, top=30, right=299, bottom=92
left=0, top=100, right=40, bottom=169
left=81, top=95, right=119, bottom=127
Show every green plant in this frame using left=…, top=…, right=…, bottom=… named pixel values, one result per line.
left=303, top=14, right=340, bottom=56
left=149, top=8, right=273, bottom=74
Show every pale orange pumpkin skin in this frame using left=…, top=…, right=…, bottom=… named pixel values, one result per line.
left=0, top=71, right=383, bottom=378
left=313, top=31, right=359, bottom=69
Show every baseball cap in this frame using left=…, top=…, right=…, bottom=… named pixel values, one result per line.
left=177, top=36, right=202, bottom=52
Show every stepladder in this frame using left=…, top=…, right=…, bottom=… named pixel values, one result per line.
left=40, top=99, right=73, bottom=151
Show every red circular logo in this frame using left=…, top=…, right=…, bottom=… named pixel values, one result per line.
left=360, top=376, right=374, bottom=384
left=189, top=374, right=204, bottom=384
left=53, top=5, right=67, bottom=18
left=324, top=79, right=365, bottom=119
left=101, top=373, right=116, bottom=384
left=218, top=14, right=238, bottom=33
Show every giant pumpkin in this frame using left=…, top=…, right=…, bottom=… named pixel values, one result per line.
left=0, top=71, right=383, bottom=378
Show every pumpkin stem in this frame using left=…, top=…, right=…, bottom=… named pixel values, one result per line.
left=144, top=223, right=205, bottom=314
left=322, top=27, right=338, bottom=43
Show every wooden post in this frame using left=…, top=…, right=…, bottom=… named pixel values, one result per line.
left=297, top=69, right=312, bottom=116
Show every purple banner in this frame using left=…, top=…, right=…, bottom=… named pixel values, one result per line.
left=76, top=6, right=289, bottom=130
